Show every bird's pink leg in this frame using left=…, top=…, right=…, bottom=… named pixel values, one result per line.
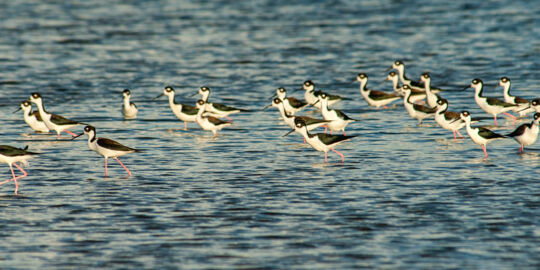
left=456, top=130, right=464, bottom=139
left=383, top=105, right=388, bottom=109
left=343, top=130, right=346, bottom=136
left=104, top=158, right=108, bottom=178
left=452, top=130, right=457, bottom=140
left=503, top=112, right=517, bottom=120
left=184, top=122, right=187, bottom=130
left=10, top=164, right=18, bottom=195
left=324, top=152, right=328, bottom=163
left=115, top=157, right=132, bottom=177
left=303, top=137, right=306, bottom=144
left=482, top=145, right=488, bottom=159
left=225, top=116, right=233, bottom=122
left=332, top=149, right=345, bottom=163
left=493, top=115, right=498, bottom=126
left=64, top=130, right=78, bottom=137
left=520, top=145, right=524, bottom=153
left=324, top=126, right=327, bottom=133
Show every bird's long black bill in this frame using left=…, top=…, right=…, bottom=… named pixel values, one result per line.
left=71, top=133, right=84, bottom=140
left=12, top=107, right=22, bottom=113
left=282, top=128, right=296, bottom=137
left=190, top=92, right=199, bottom=97
left=153, top=93, right=164, bottom=100
left=262, top=104, right=272, bottom=111
left=311, top=100, right=320, bottom=106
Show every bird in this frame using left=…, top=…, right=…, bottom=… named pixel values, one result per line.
left=402, top=85, right=437, bottom=125
left=499, top=76, right=530, bottom=117
left=315, top=93, right=356, bottom=135
left=283, top=118, right=356, bottom=163
left=391, top=60, right=443, bottom=93
left=300, top=80, right=344, bottom=109
left=122, top=89, right=138, bottom=119
left=29, top=92, right=83, bottom=138
left=454, top=111, right=505, bottom=159
left=419, top=72, right=443, bottom=108
left=507, top=113, right=540, bottom=153
left=195, top=86, right=247, bottom=121
left=155, top=86, right=199, bottom=130
left=272, top=87, right=308, bottom=115
left=434, top=98, right=466, bottom=139
left=356, top=73, right=401, bottom=108
left=14, top=100, right=50, bottom=133
left=72, top=125, right=138, bottom=178
left=194, top=100, right=233, bottom=136
left=265, top=98, right=329, bottom=143
left=467, top=78, right=517, bottom=126
left=0, top=145, right=39, bottom=195
left=385, top=71, right=426, bottom=104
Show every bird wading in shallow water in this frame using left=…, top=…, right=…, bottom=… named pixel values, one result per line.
left=0, top=145, right=39, bottom=195
left=73, top=126, right=139, bottom=178
left=122, top=89, right=138, bottom=119
left=29, top=92, right=83, bottom=138
left=507, top=113, right=540, bottom=153
left=283, top=118, right=356, bottom=163
left=13, top=100, right=50, bottom=133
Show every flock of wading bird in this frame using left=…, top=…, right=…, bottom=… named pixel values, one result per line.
left=1, top=60, right=540, bottom=195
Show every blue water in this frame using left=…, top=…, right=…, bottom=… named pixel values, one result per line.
left=1, top=0, right=539, bottom=269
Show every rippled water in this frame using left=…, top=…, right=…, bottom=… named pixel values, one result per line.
left=1, top=0, right=539, bottom=269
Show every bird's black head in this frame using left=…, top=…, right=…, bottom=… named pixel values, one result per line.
left=500, top=76, right=510, bottom=83
left=273, top=98, right=282, bottom=104
left=534, top=113, right=540, bottom=121
left=471, top=78, right=482, bottom=85
left=461, top=111, right=470, bottom=117
left=437, top=98, right=447, bottom=106
left=200, top=86, right=210, bottom=92
left=532, top=99, right=540, bottom=106
left=394, top=60, right=403, bottom=66
left=277, top=87, right=286, bottom=93
left=84, top=125, right=95, bottom=134
left=388, top=71, right=397, bottom=76
left=123, top=89, right=131, bottom=95
left=22, top=100, right=31, bottom=107
left=196, top=99, right=205, bottom=106
left=31, top=92, right=41, bottom=99
left=164, top=86, right=174, bottom=92
left=357, top=73, right=367, bottom=79
left=303, top=80, right=314, bottom=87
left=421, top=72, right=430, bottom=79
left=294, top=118, right=306, bottom=128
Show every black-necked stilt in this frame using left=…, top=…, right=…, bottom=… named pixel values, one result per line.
left=267, top=98, right=329, bottom=143
left=267, top=98, right=329, bottom=131
left=155, top=86, right=199, bottom=130
left=455, top=111, right=505, bottom=159
left=402, top=85, right=437, bottom=125
left=122, top=89, right=138, bottom=119
left=14, top=100, right=50, bottom=133
left=467, top=79, right=517, bottom=126
left=385, top=71, right=426, bottom=103
left=499, top=77, right=530, bottom=117
left=507, top=113, right=540, bottom=153
left=300, top=80, right=343, bottom=109
left=434, top=98, right=465, bottom=139
left=356, top=73, right=401, bottom=108
left=73, top=125, right=138, bottom=178
left=195, top=100, right=233, bottom=136
left=283, top=118, right=356, bottom=163
left=29, top=92, right=83, bottom=138
left=273, top=87, right=308, bottom=115
left=419, top=73, right=442, bottom=108
left=0, top=145, right=39, bottom=195
left=196, top=86, right=247, bottom=121
left=391, top=60, right=443, bottom=93
left=316, top=93, right=356, bottom=135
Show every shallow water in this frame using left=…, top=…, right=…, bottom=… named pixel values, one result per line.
left=0, top=0, right=539, bottom=269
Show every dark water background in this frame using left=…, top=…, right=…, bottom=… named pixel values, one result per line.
left=0, top=0, right=539, bottom=269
